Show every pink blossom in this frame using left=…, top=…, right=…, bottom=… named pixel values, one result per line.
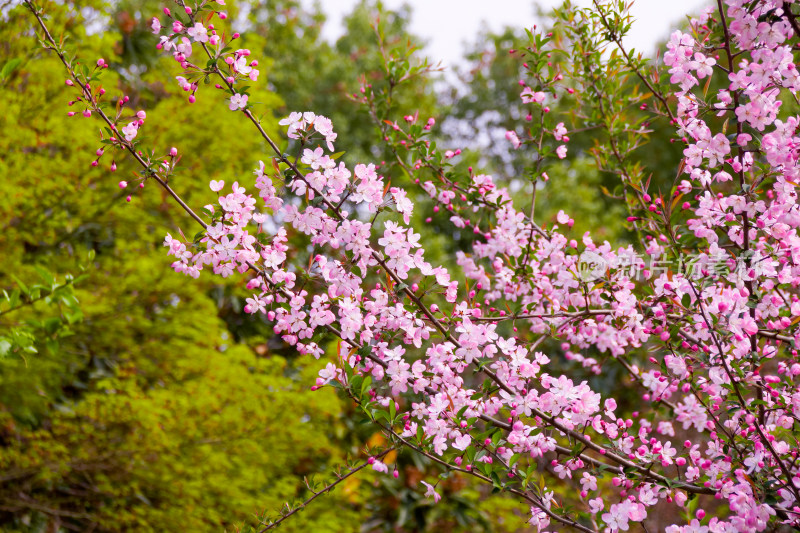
left=186, top=22, right=208, bottom=43
left=421, top=481, right=441, bottom=502
left=121, top=121, right=138, bottom=142
left=505, top=130, right=521, bottom=149
left=229, top=93, right=248, bottom=111
left=521, top=87, right=546, bottom=104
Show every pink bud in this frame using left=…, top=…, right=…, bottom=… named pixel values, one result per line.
left=119, top=181, right=128, bottom=188
left=392, top=470, right=399, bottom=479
left=97, top=58, right=105, bottom=67
left=184, top=6, right=192, bottom=14
left=126, top=195, right=132, bottom=202
left=170, top=147, right=178, bottom=157
left=219, top=11, right=228, bottom=19
left=110, top=162, right=117, bottom=172
left=65, top=79, right=74, bottom=86
left=188, top=95, right=196, bottom=103
left=163, top=7, right=171, bottom=15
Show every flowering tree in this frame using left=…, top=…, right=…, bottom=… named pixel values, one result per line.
left=22, top=0, right=800, bottom=530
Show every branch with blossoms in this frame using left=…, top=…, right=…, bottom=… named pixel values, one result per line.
left=25, top=0, right=800, bottom=531
left=257, top=446, right=396, bottom=533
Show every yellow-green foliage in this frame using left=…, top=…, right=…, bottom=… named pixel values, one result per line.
left=0, top=4, right=364, bottom=531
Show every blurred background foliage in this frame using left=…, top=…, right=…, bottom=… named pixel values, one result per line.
left=0, top=0, right=690, bottom=531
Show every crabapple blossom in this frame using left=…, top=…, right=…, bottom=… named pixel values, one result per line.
left=229, top=93, right=247, bottom=111
left=186, top=22, right=207, bottom=43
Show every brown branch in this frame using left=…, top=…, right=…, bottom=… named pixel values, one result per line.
left=258, top=447, right=395, bottom=532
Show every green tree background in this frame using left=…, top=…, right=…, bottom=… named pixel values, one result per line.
left=0, top=0, right=692, bottom=531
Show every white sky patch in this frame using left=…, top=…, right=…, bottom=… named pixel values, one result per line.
left=306, top=0, right=710, bottom=70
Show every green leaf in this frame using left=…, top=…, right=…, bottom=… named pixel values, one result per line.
left=0, top=58, right=22, bottom=81
left=34, top=266, right=55, bottom=287
left=360, top=375, right=372, bottom=397
left=10, top=274, right=29, bottom=295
